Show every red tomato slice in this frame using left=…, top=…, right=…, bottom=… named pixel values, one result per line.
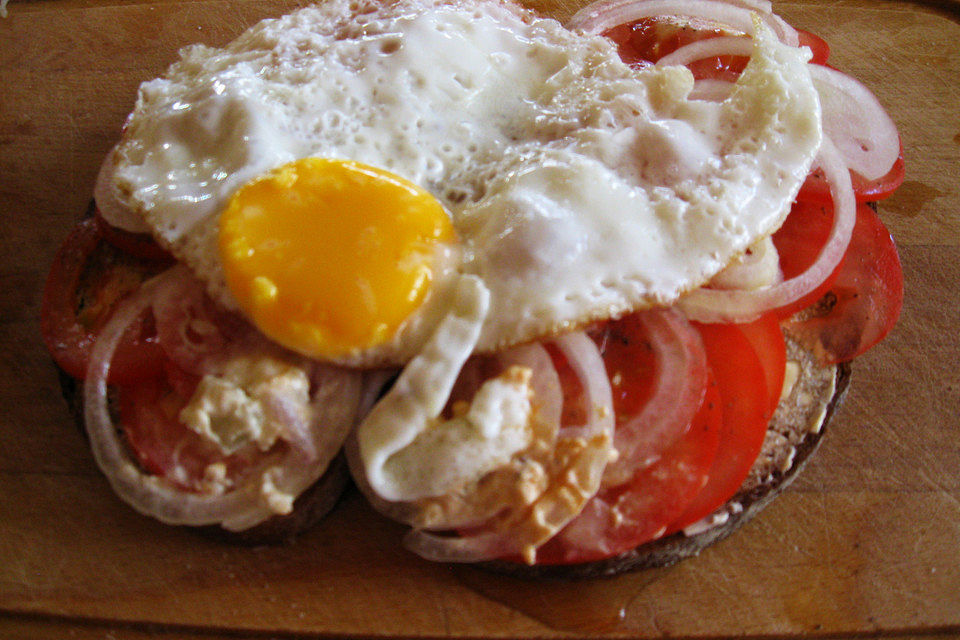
left=797, top=143, right=905, bottom=204
left=41, top=217, right=166, bottom=384
left=665, top=320, right=773, bottom=534
left=736, top=313, right=787, bottom=418
left=95, top=207, right=174, bottom=263
left=786, top=202, right=903, bottom=363
left=119, top=370, right=206, bottom=480
left=534, top=374, right=722, bottom=564
left=770, top=199, right=844, bottom=319
left=589, top=317, right=658, bottom=434
left=603, top=17, right=747, bottom=82
left=797, top=29, right=830, bottom=65
left=118, top=366, right=259, bottom=490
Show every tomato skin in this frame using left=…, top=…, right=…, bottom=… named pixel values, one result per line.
left=797, top=29, right=830, bottom=65
left=604, top=17, right=747, bottom=81
left=40, top=217, right=166, bottom=384
left=797, top=143, right=905, bottom=204
left=665, top=320, right=774, bottom=534
left=95, top=207, right=173, bottom=263
left=736, top=313, right=787, bottom=418
left=770, top=200, right=844, bottom=320
left=786, top=202, right=903, bottom=363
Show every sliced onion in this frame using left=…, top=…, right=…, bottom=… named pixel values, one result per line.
left=602, top=308, right=708, bottom=487
left=678, top=136, right=855, bottom=323
left=708, top=235, right=782, bottom=291
left=498, top=342, right=563, bottom=434
left=656, top=35, right=754, bottom=68
left=84, top=269, right=361, bottom=531
left=550, top=332, right=615, bottom=441
left=404, top=528, right=515, bottom=563
left=810, top=64, right=900, bottom=181
left=567, top=0, right=798, bottom=47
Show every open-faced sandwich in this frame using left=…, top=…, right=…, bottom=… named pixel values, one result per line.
left=41, top=0, right=903, bottom=570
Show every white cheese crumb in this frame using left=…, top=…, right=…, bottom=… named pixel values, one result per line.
left=781, top=360, right=801, bottom=401
left=179, top=354, right=310, bottom=455
left=261, top=471, right=295, bottom=515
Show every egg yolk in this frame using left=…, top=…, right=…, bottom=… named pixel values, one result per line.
left=219, top=158, right=455, bottom=359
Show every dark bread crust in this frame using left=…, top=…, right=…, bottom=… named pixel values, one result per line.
left=479, top=353, right=850, bottom=579
left=56, top=366, right=349, bottom=545
left=199, top=453, right=349, bottom=545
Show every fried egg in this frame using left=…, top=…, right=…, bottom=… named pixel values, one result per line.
left=101, top=0, right=821, bottom=367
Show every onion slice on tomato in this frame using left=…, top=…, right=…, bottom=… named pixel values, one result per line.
left=602, top=308, right=708, bottom=487
left=809, top=64, right=900, bottom=182
left=656, top=34, right=754, bottom=68
left=678, top=137, right=856, bottom=323
left=567, top=0, right=798, bottom=46
left=84, top=269, right=362, bottom=531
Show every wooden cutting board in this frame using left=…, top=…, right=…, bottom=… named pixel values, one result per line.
left=1, top=0, right=958, bottom=637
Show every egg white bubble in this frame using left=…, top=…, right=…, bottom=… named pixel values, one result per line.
left=107, top=0, right=821, bottom=367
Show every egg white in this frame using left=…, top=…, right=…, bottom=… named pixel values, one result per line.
left=103, top=0, right=821, bottom=367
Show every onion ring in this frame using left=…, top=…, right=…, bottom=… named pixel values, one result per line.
left=656, top=35, right=754, bottom=68
left=601, top=308, right=708, bottom=487
left=567, top=0, right=798, bottom=46
left=85, top=269, right=361, bottom=531
left=810, top=64, right=900, bottom=181
left=678, top=136, right=856, bottom=323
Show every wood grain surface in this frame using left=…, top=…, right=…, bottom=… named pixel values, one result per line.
left=1, top=0, right=958, bottom=637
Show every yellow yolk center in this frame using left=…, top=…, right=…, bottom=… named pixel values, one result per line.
left=219, top=158, right=455, bottom=359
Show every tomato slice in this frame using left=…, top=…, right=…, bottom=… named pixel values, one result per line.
left=797, top=143, right=905, bottom=204
left=118, top=362, right=268, bottom=491
left=41, top=217, right=167, bottom=384
left=119, top=369, right=207, bottom=481
left=736, top=313, right=787, bottom=418
left=786, top=202, right=903, bottom=363
left=534, top=374, right=722, bottom=564
left=665, top=320, right=774, bottom=534
left=603, top=17, right=747, bottom=81
left=589, top=317, right=658, bottom=426
left=769, top=199, right=844, bottom=320
left=797, top=29, right=830, bottom=65
left=95, top=207, right=173, bottom=263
